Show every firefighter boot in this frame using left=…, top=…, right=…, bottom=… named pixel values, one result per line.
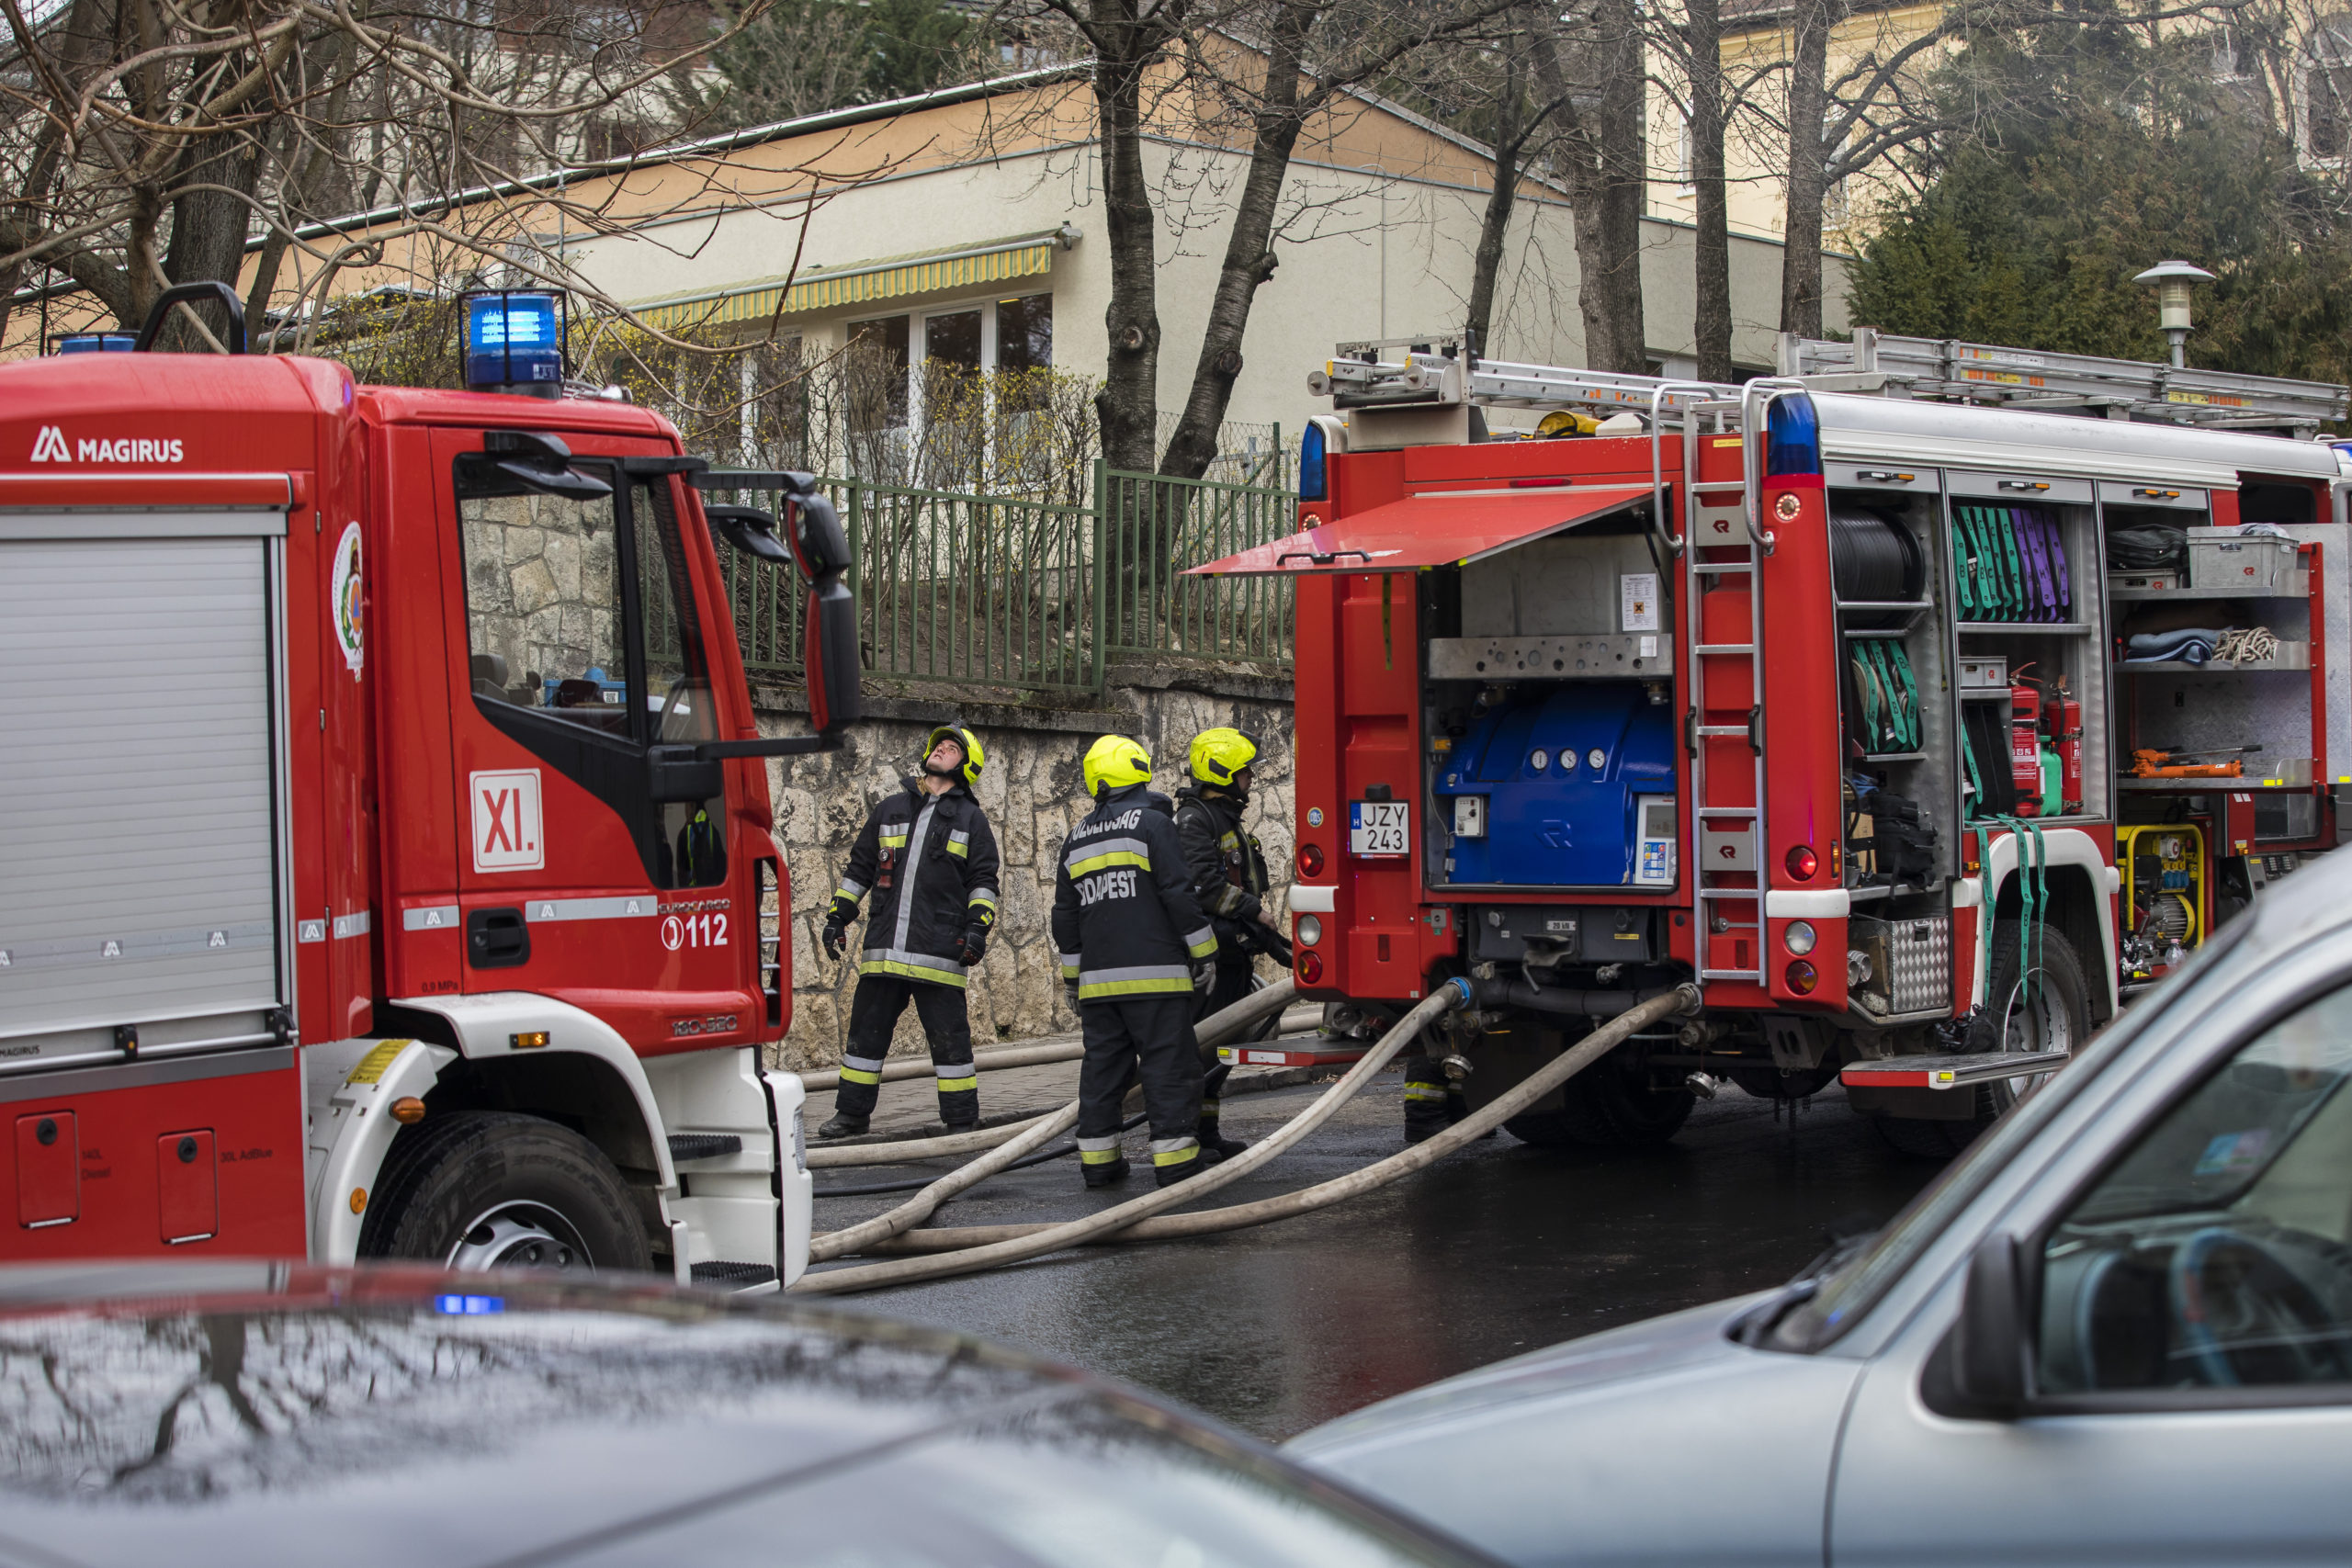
left=1153, top=1145, right=1207, bottom=1189
left=1196, top=1063, right=1247, bottom=1157
left=817, top=1112, right=868, bottom=1139
left=1402, top=1055, right=1452, bottom=1145
left=1080, top=1132, right=1128, bottom=1188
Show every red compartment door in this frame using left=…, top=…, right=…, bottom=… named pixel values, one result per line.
left=1187, top=486, right=1649, bottom=576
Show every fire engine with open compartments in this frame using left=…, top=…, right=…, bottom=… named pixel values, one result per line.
left=0, top=286, right=856, bottom=1280
left=1198, top=328, right=2352, bottom=1154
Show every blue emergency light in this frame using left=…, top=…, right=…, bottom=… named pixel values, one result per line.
left=465, top=292, right=563, bottom=393
left=1298, top=421, right=1328, bottom=501
left=1764, top=390, right=1822, bottom=478
left=56, top=333, right=136, bottom=354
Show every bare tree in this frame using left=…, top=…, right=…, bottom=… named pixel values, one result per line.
left=0, top=0, right=811, bottom=345
left=1680, top=0, right=1732, bottom=379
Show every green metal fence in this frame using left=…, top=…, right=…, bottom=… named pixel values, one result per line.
left=715, top=467, right=1295, bottom=695
left=1096, top=463, right=1296, bottom=669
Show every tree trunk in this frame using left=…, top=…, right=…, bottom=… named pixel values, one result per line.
left=1779, top=0, right=1834, bottom=338
left=1158, top=3, right=1316, bottom=481
left=1464, top=68, right=1524, bottom=354
left=160, top=124, right=267, bottom=349
left=1537, top=1, right=1646, bottom=376
left=1091, top=30, right=1161, bottom=475
left=1591, top=0, right=1647, bottom=373
left=1687, top=0, right=1733, bottom=381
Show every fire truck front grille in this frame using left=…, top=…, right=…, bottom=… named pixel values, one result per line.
left=1885, top=915, right=1951, bottom=1014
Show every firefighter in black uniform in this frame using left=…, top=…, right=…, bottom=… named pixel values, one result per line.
left=1172, top=727, right=1284, bottom=1156
left=1052, top=735, right=1222, bottom=1189
left=818, top=724, right=1001, bottom=1138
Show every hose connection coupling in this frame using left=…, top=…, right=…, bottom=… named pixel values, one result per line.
left=1442, top=975, right=1477, bottom=1010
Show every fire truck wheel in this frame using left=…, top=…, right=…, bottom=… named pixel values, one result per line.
left=1873, top=922, right=2090, bottom=1160
left=1506, top=1044, right=1694, bottom=1148
left=359, top=1111, right=653, bottom=1272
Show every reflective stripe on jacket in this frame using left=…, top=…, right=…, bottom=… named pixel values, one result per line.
left=1051, top=783, right=1216, bottom=1001
left=827, top=777, right=1001, bottom=989
left=1173, top=787, right=1271, bottom=949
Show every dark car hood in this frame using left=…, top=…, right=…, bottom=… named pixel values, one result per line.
left=0, top=1261, right=1516, bottom=1568
left=0, top=1263, right=1091, bottom=1566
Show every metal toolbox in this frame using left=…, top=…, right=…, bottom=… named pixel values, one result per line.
left=1851, top=912, right=1952, bottom=1017
left=2186, top=526, right=2300, bottom=592
left=1956, top=656, right=2008, bottom=691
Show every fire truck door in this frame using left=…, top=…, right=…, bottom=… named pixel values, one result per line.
left=433, top=433, right=750, bottom=1043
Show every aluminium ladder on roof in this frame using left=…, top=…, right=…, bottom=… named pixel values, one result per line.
left=1777, top=327, right=2350, bottom=429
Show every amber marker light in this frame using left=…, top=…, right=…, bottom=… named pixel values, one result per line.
left=390, top=1097, right=426, bottom=1124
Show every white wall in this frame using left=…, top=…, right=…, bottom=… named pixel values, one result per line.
left=563, top=130, right=1849, bottom=454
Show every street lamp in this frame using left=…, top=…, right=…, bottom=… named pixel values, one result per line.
left=2132, top=260, right=2217, bottom=369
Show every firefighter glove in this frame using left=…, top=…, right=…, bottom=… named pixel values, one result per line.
left=821, top=920, right=848, bottom=962
left=1192, top=958, right=1216, bottom=992
left=960, top=925, right=989, bottom=965
left=1064, top=978, right=1081, bottom=1010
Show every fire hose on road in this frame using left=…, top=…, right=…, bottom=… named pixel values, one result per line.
left=790, top=980, right=1702, bottom=1294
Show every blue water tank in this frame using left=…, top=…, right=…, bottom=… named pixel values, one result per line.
left=1434, top=684, right=1675, bottom=886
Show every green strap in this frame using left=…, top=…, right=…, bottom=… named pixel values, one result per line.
left=1961, top=705, right=1988, bottom=818
left=1952, top=512, right=1977, bottom=617
left=1852, top=644, right=1889, bottom=751
left=1884, top=641, right=1920, bottom=750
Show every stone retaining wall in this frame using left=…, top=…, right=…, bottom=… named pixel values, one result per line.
left=755, top=667, right=1295, bottom=1073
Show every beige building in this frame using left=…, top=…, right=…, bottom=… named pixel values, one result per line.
left=8, top=62, right=1850, bottom=437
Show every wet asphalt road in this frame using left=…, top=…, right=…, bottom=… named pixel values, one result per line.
left=804, top=1059, right=1943, bottom=1442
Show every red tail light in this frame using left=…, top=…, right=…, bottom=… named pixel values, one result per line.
left=1296, top=951, right=1326, bottom=985
left=1297, top=843, right=1325, bottom=877
left=1785, top=844, right=1818, bottom=881
left=1784, top=959, right=1818, bottom=995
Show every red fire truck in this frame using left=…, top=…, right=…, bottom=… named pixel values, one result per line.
left=1200, top=329, right=2351, bottom=1155
left=1, top=287, right=855, bottom=1281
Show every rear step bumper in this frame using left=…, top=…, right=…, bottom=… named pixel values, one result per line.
left=1840, top=1050, right=2069, bottom=1090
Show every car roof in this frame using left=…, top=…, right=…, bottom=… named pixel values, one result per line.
left=0, top=1262, right=1476, bottom=1568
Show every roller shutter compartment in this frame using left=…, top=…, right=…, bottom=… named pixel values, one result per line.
left=0, top=518, right=286, bottom=1071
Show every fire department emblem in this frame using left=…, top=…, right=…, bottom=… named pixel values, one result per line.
left=332, top=522, right=365, bottom=675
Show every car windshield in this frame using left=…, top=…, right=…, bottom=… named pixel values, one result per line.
left=1764, top=913, right=2256, bottom=1353
left=563, top=1398, right=1489, bottom=1568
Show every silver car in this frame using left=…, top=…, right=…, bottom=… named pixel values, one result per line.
left=1291, top=852, right=2352, bottom=1567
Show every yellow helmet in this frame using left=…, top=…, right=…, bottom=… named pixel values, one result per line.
left=1082, top=734, right=1152, bottom=798
left=1188, top=727, right=1259, bottom=789
left=923, top=723, right=984, bottom=786
left=1536, top=409, right=1601, bottom=439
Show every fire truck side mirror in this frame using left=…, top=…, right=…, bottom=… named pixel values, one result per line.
left=706, top=504, right=792, bottom=565
left=482, top=429, right=613, bottom=501
left=804, top=574, right=862, bottom=734
left=779, top=487, right=860, bottom=734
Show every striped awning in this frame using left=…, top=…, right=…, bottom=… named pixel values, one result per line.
left=628, top=229, right=1067, bottom=333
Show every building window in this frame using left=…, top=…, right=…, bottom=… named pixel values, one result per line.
left=2312, top=67, right=2352, bottom=158
left=847, top=314, right=910, bottom=432
left=998, top=294, right=1053, bottom=373
left=926, top=309, right=983, bottom=370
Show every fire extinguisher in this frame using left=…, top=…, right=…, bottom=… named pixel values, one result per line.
left=2043, top=682, right=2083, bottom=815
left=2009, top=682, right=2043, bottom=817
